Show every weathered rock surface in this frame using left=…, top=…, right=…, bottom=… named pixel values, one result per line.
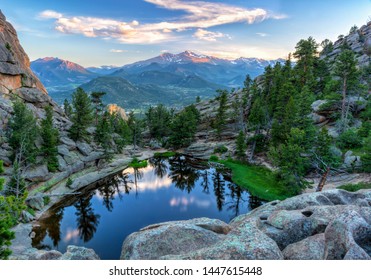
left=0, top=9, right=105, bottom=192
left=59, top=245, right=100, bottom=260
left=121, top=189, right=371, bottom=260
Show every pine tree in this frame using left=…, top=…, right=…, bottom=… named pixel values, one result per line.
left=69, top=88, right=94, bottom=142
left=127, top=112, right=144, bottom=150
left=334, top=48, right=359, bottom=130
left=145, top=104, right=172, bottom=140
left=90, top=92, right=106, bottom=125
left=110, top=113, right=131, bottom=151
left=270, top=128, right=311, bottom=195
left=41, top=106, right=59, bottom=172
left=293, top=37, right=318, bottom=89
left=63, top=99, right=72, bottom=118
left=95, top=111, right=114, bottom=160
left=169, top=105, right=200, bottom=148
left=8, top=99, right=39, bottom=164
left=235, top=131, right=246, bottom=160
left=0, top=160, right=15, bottom=260
left=214, top=90, right=228, bottom=139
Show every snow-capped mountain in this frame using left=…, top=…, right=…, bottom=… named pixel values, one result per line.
left=120, top=51, right=284, bottom=87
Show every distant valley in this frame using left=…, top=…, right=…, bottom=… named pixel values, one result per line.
left=31, top=51, right=283, bottom=109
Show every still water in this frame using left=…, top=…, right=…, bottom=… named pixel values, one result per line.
left=32, top=156, right=263, bottom=259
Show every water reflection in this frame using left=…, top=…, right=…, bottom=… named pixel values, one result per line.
left=74, top=194, right=101, bottom=242
left=33, top=156, right=264, bottom=259
left=32, top=208, right=64, bottom=250
left=169, top=156, right=200, bottom=193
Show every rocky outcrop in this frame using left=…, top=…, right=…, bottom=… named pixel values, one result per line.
left=107, top=103, right=128, bottom=120
left=0, top=10, right=107, bottom=191
left=321, top=22, right=371, bottom=69
left=121, top=189, right=371, bottom=260
left=0, top=10, right=46, bottom=94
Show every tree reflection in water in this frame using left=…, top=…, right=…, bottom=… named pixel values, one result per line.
left=32, top=156, right=264, bottom=257
left=149, top=157, right=168, bottom=178
left=169, top=156, right=199, bottom=193
left=74, top=194, right=101, bottom=242
left=200, top=170, right=210, bottom=194
left=212, top=171, right=225, bottom=211
left=226, top=183, right=245, bottom=218
left=32, top=207, right=64, bottom=249
left=98, top=174, right=125, bottom=212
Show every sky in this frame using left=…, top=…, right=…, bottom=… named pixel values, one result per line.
left=1, top=0, right=370, bottom=67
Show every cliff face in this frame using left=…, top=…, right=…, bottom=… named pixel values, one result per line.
left=0, top=10, right=46, bottom=94
left=0, top=10, right=104, bottom=189
left=321, top=21, right=371, bottom=68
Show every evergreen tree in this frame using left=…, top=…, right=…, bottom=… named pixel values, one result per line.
left=361, top=136, right=371, bottom=173
left=169, top=105, right=200, bottom=148
left=334, top=48, right=359, bottom=130
left=41, top=106, right=59, bottom=172
left=110, top=113, right=131, bottom=151
left=0, top=161, right=15, bottom=260
left=95, top=111, right=114, bottom=160
left=214, top=90, right=228, bottom=139
left=270, top=128, right=311, bottom=194
left=235, top=131, right=246, bottom=159
left=69, top=88, right=94, bottom=142
left=145, top=104, right=172, bottom=140
left=320, top=39, right=333, bottom=56
left=63, top=99, right=72, bottom=118
left=90, top=92, right=106, bottom=125
left=127, top=112, right=144, bottom=150
left=8, top=100, right=38, bottom=164
left=293, top=37, right=318, bottom=89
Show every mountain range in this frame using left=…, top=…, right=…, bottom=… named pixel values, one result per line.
left=31, top=51, right=284, bottom=109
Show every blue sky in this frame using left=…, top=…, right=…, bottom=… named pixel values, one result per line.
left=1, top=0, right=370, bottom=66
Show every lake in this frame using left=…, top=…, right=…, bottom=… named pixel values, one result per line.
left=32, top=155, right=263, bottom=259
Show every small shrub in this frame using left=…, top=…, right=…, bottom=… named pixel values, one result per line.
left=129, top=158, right=148, bottom=168
left=43, top=196, right=50, bottom=205
left=154, top=151, right=176, bottom=158
left=5, top=42, right=11, bottom=51
left=213, top=145, right=228, bottom=154
left=209, top=155, right=219, bottom=162
left=337, top=129, right=363, bottom=149
left=358, top=121, right=371, bottom=138
left=338, top=182, right=371, bottom=192
left=66, top=177, right=73, bottom=189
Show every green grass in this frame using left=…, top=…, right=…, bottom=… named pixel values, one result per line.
left=216, top=159, right=292, bottom=201
left=26, top=207, right=35, bottom=216
left=154, top=151, right=177, bottom=158
left=129, top=158, right=148, bottom=169
left=337, top=182, right=371, bottom=192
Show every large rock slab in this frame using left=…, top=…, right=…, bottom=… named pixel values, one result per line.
left=121, top=218, right=227, bottom=260
left=24, top=164, right=50, bottom=182
left=59, top=245, right=100, bottom=260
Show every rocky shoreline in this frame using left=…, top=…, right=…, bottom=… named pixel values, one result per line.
left=9, top=148, right=160, bottom=260
left=121, top=189, right=371, bottom=260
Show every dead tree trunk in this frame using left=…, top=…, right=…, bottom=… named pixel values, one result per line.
left=316, top=166, right=330, bottom=192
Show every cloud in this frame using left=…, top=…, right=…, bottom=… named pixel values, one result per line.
left=256, top=32, right=268, bottom=37
left=194, top=29, right=229, bottom=42
left=39, top=1, right=285, bottom=44
left=110, top=49, right=127, bottom=53
left=39, top=10, right=63, bottom=19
